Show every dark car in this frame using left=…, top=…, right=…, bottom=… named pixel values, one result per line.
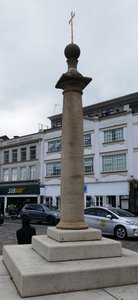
left=20, top=203, right=60, bottom=225
left=0, top=213, right=4, bottom=225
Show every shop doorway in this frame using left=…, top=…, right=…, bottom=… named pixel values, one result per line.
left=108, top=196, right=116, bottom=207
left=7, top=197, right=37, bottom=216
left=0, top=198, right=4, bottom=214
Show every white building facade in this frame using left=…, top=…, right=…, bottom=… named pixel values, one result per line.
left=43, top=92, right=138, bottom=213
left=0, top=92, right=138, bottom=215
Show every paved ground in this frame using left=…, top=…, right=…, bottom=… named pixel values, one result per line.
left=0, top=218, right=138, bottom=255
left=0, top=219, right=138, bottom=299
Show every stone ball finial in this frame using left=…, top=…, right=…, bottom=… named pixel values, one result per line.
left=64, top=43, right=80, bottom=59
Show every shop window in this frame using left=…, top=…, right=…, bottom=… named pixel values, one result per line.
left=30, top=146, right=36, bottom=160
left=96, top=196, right=103, bottom=206
left=46, top=197, right=53, bottom=205
left=4, top=151, right=9, bottom=164
left=86, top=196, right=92, bottom=207
left=56, top=197, right=60, bottom=210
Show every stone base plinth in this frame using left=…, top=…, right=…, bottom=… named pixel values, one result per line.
left=3, top=244, right=138, bottom=298
left=32, top=235, right=122, bottom=262
left=47, top=227, right=102, bottom=242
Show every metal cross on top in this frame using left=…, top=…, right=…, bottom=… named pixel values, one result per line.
left=69, top=11, right=75, bottom=43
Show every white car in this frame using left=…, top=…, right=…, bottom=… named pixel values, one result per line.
left=84, top=206, right=138, bottom=239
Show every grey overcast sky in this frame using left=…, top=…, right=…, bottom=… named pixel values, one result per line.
left=0, top=0, right=138, bottom=138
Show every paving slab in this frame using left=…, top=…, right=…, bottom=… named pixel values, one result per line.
left=105, top=284, right=138, bottom=300
left=0, top=256, right=9, bottom=275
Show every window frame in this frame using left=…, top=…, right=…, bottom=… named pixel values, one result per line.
left=20, top=167, right=26, bottom=181
left=48, top=139, right=61, bottom=152
left=104, top=128, right=123, bottom=143
left=84, top=157, right=94, bottom=174
left=102, top=153, right=127, bottom=172
left=4, top=150, right=9, bottom=164
left=84, top=133, right=91, bottom=146
left=20, top=147, right=27, bottom=161
left=11, top=168, right=18, bottom=181
left=3, top=169, right=9, bottom=182
left=30, top=145, right=36, bottom=160
left=30, top=165, right=36, bottom=180
left=46, top=161, right=61, bottom=177
left=12, top=149, right=18, bottom=162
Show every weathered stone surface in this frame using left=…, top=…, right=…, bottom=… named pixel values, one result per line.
left=47, top=227, right=102, bottom=242
left=32, top=235, right=122, bottom=261
left=3, top=245, right=138, bottom=298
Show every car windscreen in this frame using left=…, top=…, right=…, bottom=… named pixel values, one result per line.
left=109, top=208, right=135, bottom=217
left=44, top=205, right=57, bottom=211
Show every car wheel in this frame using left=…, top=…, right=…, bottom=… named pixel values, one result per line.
left=47, top=216, right=55, bottom=226
left=114, top=225, right=127, bottom=239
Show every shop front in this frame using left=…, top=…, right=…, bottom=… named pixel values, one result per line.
left=0, top=182, right=40, bottom=216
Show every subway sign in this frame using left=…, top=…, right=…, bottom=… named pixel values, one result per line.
left=0, top=185, right=40, bottom=195
left=8, top=187, right=25, bottom=194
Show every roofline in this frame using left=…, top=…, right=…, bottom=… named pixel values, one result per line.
left=48, top=92, right=138, bottom=120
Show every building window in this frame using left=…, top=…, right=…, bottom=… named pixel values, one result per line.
left=21, top=148, right=26, bottom=161
left=3, top=169, right=9, bottom=182
left=46, top=162, right=61, bottom=177
left=48, top=140, right=61, bottom=152
left=30, top=165, right=36, bottom=180
left=84, top=157, right=93, bottom=174
left=20, top=167, right=26, bottom=181
left=84, top=134, right=91, bottom=146
left=102, top=153, right=126, bottom=172
left=11, top=168, right=17, bottom=181
left=30, top=146, right=36, bottom=160
left=102, top=107, right=114, bottom=116
left=96, top=196, right=103, bottom=206
left=129, top=101, right=138, bottom=113
left=4, top=151, right=9, bottom=164
left=12, top=149, right=18, bottom=162
left=104, top=128, right=123, bottom=143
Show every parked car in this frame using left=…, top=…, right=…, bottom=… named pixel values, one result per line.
left=84, top=206, right=138, bottom=239
left=20, top=204, right=60, bottom=225
left=0, top=213, right=4, bottom=225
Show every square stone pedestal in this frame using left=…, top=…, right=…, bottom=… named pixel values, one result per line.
left=3, top=227, right=138, bottom=298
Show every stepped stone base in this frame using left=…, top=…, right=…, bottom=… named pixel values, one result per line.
left=3, top=244, right=138, bottom=298
left=32, top=235, right=122, bottom=261
left=47, top=227, right=102, bottom=242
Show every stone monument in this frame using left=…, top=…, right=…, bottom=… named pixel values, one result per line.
left=56, top=11, right=91, bottom=230
left=2, top=13, right=138, bottom=298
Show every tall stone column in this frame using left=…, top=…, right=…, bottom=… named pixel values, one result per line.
left=56, top=43, right=91, bottom=230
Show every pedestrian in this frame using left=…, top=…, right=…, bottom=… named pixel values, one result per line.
left=16, top=215, right=36, bottom=244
